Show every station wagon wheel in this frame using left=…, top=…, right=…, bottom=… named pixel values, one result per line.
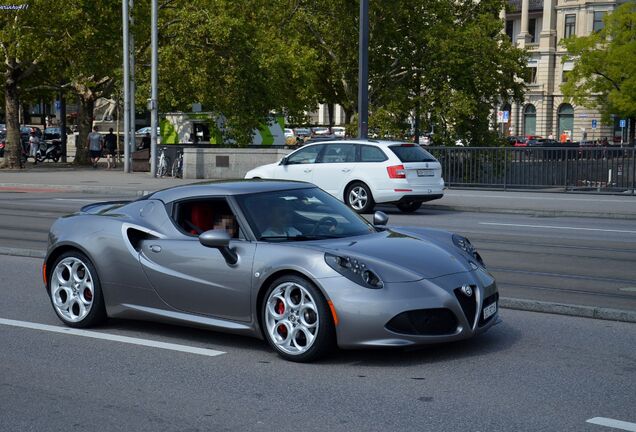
left=396, top=201, right=422, bottom=213
left=49, top=251, right=106, bottom=328
left=345, top=181, right=375, bottom=214
left=263, top=275, right=335, bottom=362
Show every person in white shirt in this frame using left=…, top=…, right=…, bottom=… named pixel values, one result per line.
left=28, top=131, right=40, bottom=164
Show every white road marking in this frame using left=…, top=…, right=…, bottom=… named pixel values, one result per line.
left=0, top=317, right=226, bottom=357
left=586, top=417, right=636, bottom=431
left=53, top=198, right=105, bottom=202
left=447, top=193, right=633, bottom=204
left=479, top=222, right=636, bottom=234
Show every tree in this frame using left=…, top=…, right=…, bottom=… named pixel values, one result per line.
left=0, top=2, right=60, bottom=168
left=561, top=2, right=636, bottom=143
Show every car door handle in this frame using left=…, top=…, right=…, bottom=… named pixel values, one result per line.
left=149, top=245, right=162, bottom=253
left=341, top=168, right=351, bottom=173
left=303, top=169, right=312, bottom=173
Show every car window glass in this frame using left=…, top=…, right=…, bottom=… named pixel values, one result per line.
left=287, top=145, right=323, bottom=165
left=389, top=144, right=437, bottom=162
left=173, top=198, right=243, bottom=239
left=359, top=145, right=387, bottom=162
left=236, top=187, right=375, bottom=242
left=318, top=144, right=355, bottom=163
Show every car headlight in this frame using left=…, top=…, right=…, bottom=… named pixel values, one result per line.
left=452, top=234, right=485, bottom=266
left=324, top=253, right=384, bottom=289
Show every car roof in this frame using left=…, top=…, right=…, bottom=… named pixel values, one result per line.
left=148, top=179, right=314, bottom=203
left=297, top=139, right=410, bottom=147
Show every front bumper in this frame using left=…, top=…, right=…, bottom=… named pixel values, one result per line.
left=317, top=268, right=499, bottom=349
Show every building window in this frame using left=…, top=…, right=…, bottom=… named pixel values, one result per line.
left=593, top=11, right=606, bottom=33
left=529, top=18, right=537, bottom=43
left=506, top=20, right=514, bottom=41
left=564, top=14, right=576, bottom=38
left=525, top=66, right=538, bottom=84
left=558, top=104, right=574, bottom=140
left=524, top=104, right=537, bottom=136
left=562, top=70, right=571, bottom=83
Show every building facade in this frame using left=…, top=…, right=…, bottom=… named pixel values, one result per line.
left=503, top=0, right=628, bottom=143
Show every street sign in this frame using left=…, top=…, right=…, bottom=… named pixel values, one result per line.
left=592, top=119, right=597, bottom=129
left=619, top=119, right=626, bottom=128
left=497, top=110, right=509, bottom=123
left=54, top=100, right=61, bottom=110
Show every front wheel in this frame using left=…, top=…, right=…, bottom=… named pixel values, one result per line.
left=48, top=251, right=106, bottom=328
left=396, top=201, right=422, bottom=213
left=157, top=156, right=170, bottom=177
left=345, top=181, right=375, bottom=213
left=262, top=275, right=335, bottom=362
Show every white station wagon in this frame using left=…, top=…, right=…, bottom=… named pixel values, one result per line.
left=245, top=139, right=444, bottom=213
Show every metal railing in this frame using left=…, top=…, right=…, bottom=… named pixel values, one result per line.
left=427, top=146, right=636, bottom=194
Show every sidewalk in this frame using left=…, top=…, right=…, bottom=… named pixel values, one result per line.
left=1, top=165, right=634, bottom=218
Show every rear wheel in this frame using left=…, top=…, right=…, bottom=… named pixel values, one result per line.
left=345, top=181, right=375, bottom=214
left=396, top=201, right=422, bottom=213
left=157, top=157, right=171, bottom=177
left=49, top=251, right=106, bottom=328
left=262, top=275, right=335, bottom=362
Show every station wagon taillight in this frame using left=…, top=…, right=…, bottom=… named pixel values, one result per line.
left=387, top=164, right=406, bottom=179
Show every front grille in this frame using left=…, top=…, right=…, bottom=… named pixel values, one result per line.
left=454, top=286, right=477, bottom=327
left=385, top=308, right=458, bottom=336
left=478, top=293, right=499, bottom=327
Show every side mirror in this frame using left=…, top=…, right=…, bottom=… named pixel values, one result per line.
left=373, top=211, right=389, bottom=226
left=199, top=229, right=238, bottom=265
left=279, top=156, right=289, bottom=166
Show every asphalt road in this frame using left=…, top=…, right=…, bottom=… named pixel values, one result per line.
left=1, top=254, right=635, bottom=431
left=1, top=191, right=634, bottom=312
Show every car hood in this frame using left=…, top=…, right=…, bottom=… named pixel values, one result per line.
left=309, top=230, right=471, bottom=281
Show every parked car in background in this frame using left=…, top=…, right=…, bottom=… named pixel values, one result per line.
left=245, top=140, right=444, bottom=213
left=44, top=127, right=62, bottom=141
left=312, top=127, right=330, bottom=136
left=333, top=126, right=346, bottom=138
left=284, top=128, right=295, bottom=138
left=294, top=128, right=311, bottom=139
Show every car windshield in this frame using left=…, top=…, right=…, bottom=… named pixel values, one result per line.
left=389, top=144, right=437, bottom=162
left=236, top=187, right=376, bottom=241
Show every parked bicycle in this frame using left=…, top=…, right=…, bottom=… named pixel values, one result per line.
left=171, top=149, right=183, bottom=178
left=156, top=147, right=170, bottom=178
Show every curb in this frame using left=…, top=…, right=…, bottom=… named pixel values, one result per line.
left=426, top=205, right=636, bottom=220
left=0, top=247, right=46, bottom=259
left=499, top=297, right=636, bottom=324
left=1, top=245, right=633, bottom=324
left=0, top=183, right=144, bottom=197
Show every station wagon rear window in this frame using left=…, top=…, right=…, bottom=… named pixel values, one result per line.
left=389, top=144, right=437, bottom=162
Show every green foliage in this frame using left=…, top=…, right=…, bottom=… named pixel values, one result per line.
left=561, top=3, right=636, bottom=123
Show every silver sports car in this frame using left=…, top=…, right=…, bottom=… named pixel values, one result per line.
left=44, top=180, right=499, bottom=362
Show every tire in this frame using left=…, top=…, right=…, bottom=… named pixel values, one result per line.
left=48, top=251, right=106, bottom=328
left=52, top=155, right=60, bottom=163
left=396, top=201, right=422, bottom=213
left=171, top=158, right=182, bottom=178
left=36, top=153, right=45, bottom=163
left=262, top=275, right=335, bottom=362
left=345, top=181, right=375, bottom=214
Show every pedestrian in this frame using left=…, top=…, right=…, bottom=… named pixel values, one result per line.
left=87, top=126, right=103, bottom=168
left=29, top=130, right=40, bottom=165
left=139, top=132, right=151, bottom=150
left=104, top=128, right=117, bottom=169
left=548, top=132, right=554, bottom=140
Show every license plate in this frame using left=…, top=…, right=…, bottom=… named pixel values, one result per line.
left=417, top=169, right=434, bottom=177
left=483, top=302, right=497, bottom=320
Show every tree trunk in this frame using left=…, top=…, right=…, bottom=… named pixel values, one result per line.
left=3, top=70, right=23, bottom=169
left=629, top=117, right=635, bottom=146
left=75, top=95, right=95, bottom=165
left=343, top=107, right=355, bottom=125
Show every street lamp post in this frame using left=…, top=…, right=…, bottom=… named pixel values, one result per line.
left=357, top=0, right=369, bottom=139
left=150, top=0, right=158, bottom=177
left=122, top=0, right=130, bottom=173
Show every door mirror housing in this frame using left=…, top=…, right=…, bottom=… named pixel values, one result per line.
left=373, top=211, right=389, bottom=226
left=199, top=229, right=238, bottom=265
left=279, top=156, right=288, bottom=166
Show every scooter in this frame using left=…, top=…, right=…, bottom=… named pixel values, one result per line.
left=36, top=140, right=62, bottom=163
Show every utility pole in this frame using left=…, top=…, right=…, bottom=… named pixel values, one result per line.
left=129, top=0, right=136, bottom=172
left=150, top=0, right=158, bottom=177
left=59, top=89, right=67, bottom=163
left=123, top=0, right=131, bottom=173
left=357, top=0, right=369, bottom=139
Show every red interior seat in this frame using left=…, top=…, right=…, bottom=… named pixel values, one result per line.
left=189, top=203, right=215, bottom=234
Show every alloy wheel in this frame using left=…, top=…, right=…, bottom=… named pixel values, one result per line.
left=50, top=257, right=95, bottom=323
left=348, top=186, right=368, bottom=211
left=265, top=282, right=320, bottom=355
